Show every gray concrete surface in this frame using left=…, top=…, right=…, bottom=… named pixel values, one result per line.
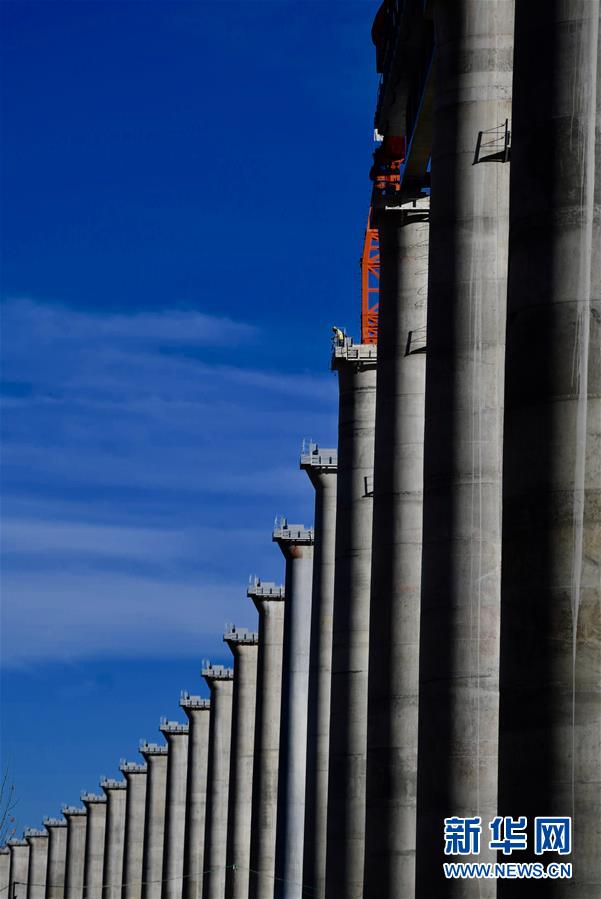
left=498, top=2, right=601, bottom=896
left=100, top=780, right=127, bottom=899
left=25, top=830, right=48, bottom=899
left=202, top=665, right=234, bottom=899
left=247, top=580, right=286, bottom=899
left=224, top=629, right=259, bottom=899
left=364, top=198, right=429, bottom=899
left=44, top=820, right=67, bottom=899
left=300, top=445, right=337, bottom=899
left=325, top=339, right=377, bottom=899
left=273, top=522, right=314, bottom=899
left=8, top=840, right=30, bottom=899
left=415, top=3, right=513, bottom=895
left=179, top=696, right=210, bottom=899
left=120, top=763, right=148, bottom=899
left=82, top=795, right=107, bottom=899
left=63, top=808, right=87, bottom=899
left=139, top=745, right=168, bottom=899
left=159, top=723, right=189, bottom=899
left=1, top=848, right=10, bottom=897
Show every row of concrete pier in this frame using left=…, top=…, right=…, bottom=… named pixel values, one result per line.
left=3, top=1, right=600, bottom=898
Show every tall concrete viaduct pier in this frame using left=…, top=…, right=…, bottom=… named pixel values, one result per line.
left=8, top=839, right=30, bottom=899
left=325, top=338, right=376, bottom=899
left=247, top=579, right=285, bottom=899
left=272, top=523, right=314, bottom=899
left=81, top=794, right=107, bottom=899
left=202, top=664, right=234, bottom=899
left=300, top=444, right=337, bottom=899
left=120, top=762, right=147, bottom=899
left=139, top=744, right=168, bottom=899
left=0, top=848, right=9, bottom=897
left=63, top=807, right=86, bottom=899
left=224, top=627, right=259, bottom=899
left=159, top=721, right=189, bottom=899
left=100, top=779, right=127, bottom=899
left=415, top=2, right=513, bottom=895
left=44, top=819, right=67, bottom=899
left=498, top=2, right=601, bottom=895
left=179, top=694, right=210, bottom=899
left=25, top=829, right=48, bottom=899
left=365, top=195, right=429, bottom=898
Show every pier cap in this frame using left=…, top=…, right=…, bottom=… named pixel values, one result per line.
left=119, top=760, right=147, bottom=774
left=300, top=441, right=337, bottom=472
left=100, top=778, right=127, bottom=792
left=159, top=718, right=189, bottom=736
left=223, top=625, right=259, bottom=646
left=43, top=819, right=66, bottom=828
left=24, top=829, right=47, bottom=840
left=201, top=663, right=234, bottom=684
left=179, top=691, right=210, bottom=711
left=139, top=742, right=168, bottom=757
left=247, top=577, right=285, bottom=601
left=81, top=792, right=106, bottom=805
left=331, top=335, right=377, bottom=370
left=272, top=518, right=314, bottom=545
left=61, top=806, right=86, bottom=817
left=7, top=839, right=28, bottom=847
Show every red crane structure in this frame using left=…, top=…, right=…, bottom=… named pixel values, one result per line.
left=361, top=209, right=380, bottom=345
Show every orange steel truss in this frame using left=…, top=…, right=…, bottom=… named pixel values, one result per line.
left=361, top=209, right=380, bottom=344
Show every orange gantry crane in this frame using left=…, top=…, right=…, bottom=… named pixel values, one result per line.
left=361, top=209, right=380, bottom=345
left=361, top=134, right=405, bottom=344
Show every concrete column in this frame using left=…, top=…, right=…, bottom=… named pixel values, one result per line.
left=139, top=744, right=168, bottom=899
left=159, top=722, right=189, bottom=899
left=1, top=848, right=10, bottom=896
left=44, top=820, right=67, bottom=899
left=25, top=830, right=49, bottom=899
left=179, top=695, right=210, bottom=899
left=247, top=580, right=286, bottom=899
left=63, top=808, right=87, bottom=899
left=120, top=762, right=147, bottom=899
left=325, top=338, right=377, bottom=899
left=202, top=664, right=234, bottom=899
left=415, top=3, right=513, bottom=895
left=273, top=521, right=314, bottom=899
left=498, top=3, right=601, bottom=896
left=8, top=839, right=30, bottom=899
left=100, top=780, right=127, bottom=899
left=82, top=795, right=107, bottom=899
left=224, top=628, right=259, bottom=899
left=364, top=199, right=429, bottom=899
left=300, top=445, right=337, bottom=899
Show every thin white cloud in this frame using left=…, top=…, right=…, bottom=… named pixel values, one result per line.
left=0, top=570, right=258, bottom=668
left=2, top=297, right=258, bottom=346
left=1, top=297, right=336, bottom=665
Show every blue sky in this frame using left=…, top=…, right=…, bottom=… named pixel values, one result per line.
left=0, top=0, right=378, bottom=831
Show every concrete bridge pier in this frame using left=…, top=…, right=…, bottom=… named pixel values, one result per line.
left=43, top=820, right=67, bottom=899
left=139, top=744, right=169, bottom=899
left=81, top=794, right=107, bottom=899
left=100, top=779, right=127, bottom=899
left=159, top=722, right=189, bottom=899
left=179, top=695, right=210, bottom=899
left=63, top=808, right=87, bottom=899
left=272, top=522, right=314, bottom=899
left=300, top=445, right=337, bottom=899
left=202, top=664, right=234, bottom=899
left=119, top=762, right=148, bottom=899
left=25, top=830, right=49, bottom=899
left=224, top=627, right=259, bottom=899
left=247, top=579, right=286, bottom=899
